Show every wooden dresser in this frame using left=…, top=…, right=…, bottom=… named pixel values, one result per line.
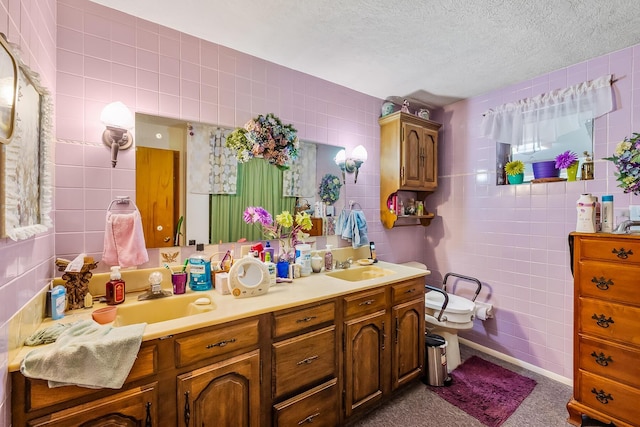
left=568, top=233, right=640, bottom=426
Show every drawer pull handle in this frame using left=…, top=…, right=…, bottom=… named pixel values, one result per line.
left=591, top=314, right=614, bottom=328
left=611, top=247, right=633, bottom=259
left=206, top=338, right=237, bottom=349
left=591, top=388, right=614, bottom=405
left=296, top=316, right=317, bottom=323
left=590, top=351, right=613, bottom=367
left=359, top=299, right=375, bottom=306
left=591, top=276, right=614, bottom=291
left=298, top=412, right=320, bottom=425
left=404, top=288, right=416, bottom=294
left=297, top=355, right=319, bottom=365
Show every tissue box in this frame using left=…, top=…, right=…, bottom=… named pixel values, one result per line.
left=215, top=272, right=230, bottom=295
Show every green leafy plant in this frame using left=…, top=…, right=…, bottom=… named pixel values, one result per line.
left=504, top=160, right=525, bottom=176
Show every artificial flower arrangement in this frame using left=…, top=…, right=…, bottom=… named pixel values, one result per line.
left=226, top=113, right=299, bottom=170
left=604, top=132, right=640, bottom=195
left=504, top=160, right=525, bottom=176
left=318, top=174, right=342, bottom=205
left=243, top=206, right=312, bottom=261
left=555, top=150, right=578, bottom=169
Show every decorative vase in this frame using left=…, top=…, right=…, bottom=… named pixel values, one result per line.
left=507, top=173, right=524, bottom=185
left=532, top=160, right=560, bottom=179
left=566, top=162, right=579, bottom=181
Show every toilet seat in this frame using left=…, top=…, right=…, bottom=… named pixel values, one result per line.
left=425, top=291, right=475, bottom=324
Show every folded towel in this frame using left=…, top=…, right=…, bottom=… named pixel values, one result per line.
left=351, top=210, right=369, bottom=248
left=20, top=320, right=146, bottom=389
left=102, top=210, right=149, bottom=268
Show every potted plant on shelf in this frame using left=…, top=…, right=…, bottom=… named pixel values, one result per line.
left=555, top=150, right=579, bottom=181
left=504, top=160, right=525, bottom=184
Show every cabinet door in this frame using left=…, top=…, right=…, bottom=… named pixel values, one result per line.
left=392, top=298, right=425, bottom=390
left=421, top=127, right=438, bottom=191
left=177, top=350, right=260, bottom=427
left=401, top=122, right=424, bottom=189
left=28, top=383, right=157, bottom=427
left=343, top=310, right=388, bottom=418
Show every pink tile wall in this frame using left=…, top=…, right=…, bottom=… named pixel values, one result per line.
left=0, top=1, right=57, bottom=424
left=427, top=45, right=640, bottom=379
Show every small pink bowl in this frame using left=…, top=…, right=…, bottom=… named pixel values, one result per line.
left=92, top=306, right=117, bottom=324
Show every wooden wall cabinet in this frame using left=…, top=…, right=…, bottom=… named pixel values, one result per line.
left=567, top=233, right=640, bottom=427
left=378, top=111, right=441, bottom=229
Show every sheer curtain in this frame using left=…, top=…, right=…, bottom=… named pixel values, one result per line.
left=481, top=75, right=614, bottom=149
left=283, top=141, right=316, bottom=197
left=188, top=123, right=237, bottom=195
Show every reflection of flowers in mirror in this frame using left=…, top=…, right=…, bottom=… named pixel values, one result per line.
left=504, top=160, right=525, bottom=176
left=604, top=132, right=640, bottom=195
left=318, top=174, right=342, bottom=205
left=555, top=150, right=578, bottom=169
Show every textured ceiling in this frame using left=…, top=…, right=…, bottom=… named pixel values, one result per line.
left=90, top=0, right=640, bottom=107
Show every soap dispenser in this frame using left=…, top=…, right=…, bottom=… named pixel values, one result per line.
left=106, top=266, right=125, bottom=305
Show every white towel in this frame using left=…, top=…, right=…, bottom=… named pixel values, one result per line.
left=102, top=210, right=149, bottom=268
left=20, top=320, right=146, bottom=389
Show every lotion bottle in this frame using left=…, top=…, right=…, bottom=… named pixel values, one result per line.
left=264, top=251, right=277, bottom=286
left=576, top=194, right=596, bottom=233
left=324, top=245, right=333, bottom=271
left=106, top=266, right=126, bottom=305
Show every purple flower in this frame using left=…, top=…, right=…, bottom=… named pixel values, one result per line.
left=243, top=206, right=273, bottom=226
left=555, top=150, right=578, bottom=169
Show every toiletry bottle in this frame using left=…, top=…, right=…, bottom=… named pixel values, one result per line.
left=265, top=241, right=275, bottom=265
left=576, top=194, right=596, bottom=233
left=106, top=266, right=126, bottom=305
left=324, top=244, right=333, bottom=271
left=189, top=243, right=212, bottom=291
left=50, top=285, right=67, bottom=320
left=264, top=251, right=277, bottom=286
left=601, top=195, right=614, bottom=233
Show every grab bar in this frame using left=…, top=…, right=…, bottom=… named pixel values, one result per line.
left=442, top=272, right=482, bottom=302
left=425, top=285, right=449, bottom=323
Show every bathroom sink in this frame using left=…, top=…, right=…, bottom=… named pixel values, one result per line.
left=113, top=293, right=216, bottom=326
left=326, top=266, right=395, bottom=282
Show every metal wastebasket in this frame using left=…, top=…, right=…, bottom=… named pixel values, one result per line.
left=424, top=334, right=451, bottom=387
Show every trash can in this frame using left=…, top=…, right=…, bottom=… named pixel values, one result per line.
left=424, top=334, right=451, bottom=387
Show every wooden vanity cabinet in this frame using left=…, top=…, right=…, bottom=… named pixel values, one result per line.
left=379, top=111, right=441, bottom=229
left=568, top=233, right=640, bottom=427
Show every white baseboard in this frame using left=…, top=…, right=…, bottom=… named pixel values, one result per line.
left=459, top=337, right=573, bottom=387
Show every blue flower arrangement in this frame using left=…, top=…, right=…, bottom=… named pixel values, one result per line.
left=604, top=133, right=640, bottom=195
left=318, top=174, right=342, bottom=205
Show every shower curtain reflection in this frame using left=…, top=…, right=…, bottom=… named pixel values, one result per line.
left=210, top=158, right=296, bottom=243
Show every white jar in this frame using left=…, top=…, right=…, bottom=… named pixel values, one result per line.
left=576, top=194, right=596, bottom=233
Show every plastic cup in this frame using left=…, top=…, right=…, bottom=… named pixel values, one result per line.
left=171, top=272, right=187, bottom=294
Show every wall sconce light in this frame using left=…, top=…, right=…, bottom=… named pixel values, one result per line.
left=101, top=101, right=134, bottom=168
left=334, top=145, right=368, bottom=184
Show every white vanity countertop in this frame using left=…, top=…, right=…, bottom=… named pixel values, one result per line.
left=9, top=261, right=429, bottom=372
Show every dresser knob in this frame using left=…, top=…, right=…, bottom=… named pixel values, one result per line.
left=591, top=314, right=615, bottom=328
left=611, top=247, right=633, bottom=259
left=591, top=276, right=613, bottom=291
left=590, top=351, right=613, bottom=367
left=591, top=387, right=614, bottom=405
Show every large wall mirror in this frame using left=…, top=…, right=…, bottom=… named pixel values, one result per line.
left=135, top=113, right=345, bottom=248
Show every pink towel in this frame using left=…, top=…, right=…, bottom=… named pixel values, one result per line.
left=102, top=210, right=149, bottom=268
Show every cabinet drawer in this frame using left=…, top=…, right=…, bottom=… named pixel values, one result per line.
left=577, top=370, right=640, bottom=425
left=175, top=318, right=259, bottom=367
left=578, top=261, right=640, bottom=305
left=272, top=326, right=336, bottom=399
left=273, top=301, right=335, bottom=338
left=273, top=379, right=338, bottom=427
left=579, top=298, right=640, bottom=346
left=25, top=343, right=158, bottom=411
left=578, top=336, right=640, bottom=388
left=579, top=237, right=640, bottom=264
left=392, top=278, right=424, bottom=304
left=344, top=288, right=387, bottom=319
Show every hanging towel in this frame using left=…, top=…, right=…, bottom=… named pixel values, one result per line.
left=20, top=320, right=147, bottom=389
left=350, top=210, right=369, bottom=248
left=102, top=210, right=149, bottom=268
left=335, top=208, right=349, bottom=236
left=340, top=210, right=354, bottom=242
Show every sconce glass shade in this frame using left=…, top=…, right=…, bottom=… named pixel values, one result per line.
left=334, top=149, right=346, bottom=166
left=100, top=101, right=134, bottom=130
left=351, top=145, right=368, bottom=162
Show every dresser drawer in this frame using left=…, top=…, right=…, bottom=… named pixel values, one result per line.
left=578, top=336, right=640, bottom=388
left=273, top=301, right=335, bottom=338
left=392, top=278, right=424, bottom=304
left=579, top=298, right=640, bottom=346
left=272, top=326, right=336, bottom=399
left=273, top=379, right=338, bottom=427
left=343, top=287, right=387, bottom=319
left=175, top=318, right=259, bottom=367
left=577, top=370, right=640, bottom=425
left=579, top=237, right=640, bottom=264
left=578, top=261, right=640, bottom=305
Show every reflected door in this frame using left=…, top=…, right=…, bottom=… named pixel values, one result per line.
left=136, top=146, right=178, bottom=247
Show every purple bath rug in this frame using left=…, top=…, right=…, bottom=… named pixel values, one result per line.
left=429, top=355, right=537, bottom=427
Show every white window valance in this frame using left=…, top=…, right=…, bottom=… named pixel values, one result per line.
left=481, top=74, right=614, bottom=148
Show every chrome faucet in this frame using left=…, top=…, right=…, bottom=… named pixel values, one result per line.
left=613, top=220, right=640, bottom=234
left=335, top=257, right=353, bottom=269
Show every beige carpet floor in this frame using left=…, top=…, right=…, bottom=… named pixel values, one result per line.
left=352, top=344, right=573, bottom=427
